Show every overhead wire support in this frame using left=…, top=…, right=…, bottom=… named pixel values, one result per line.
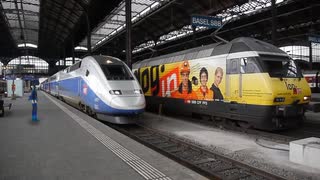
left=126, top=0, right=132, bottom=69
left=210, top=17, right=230, bottom=44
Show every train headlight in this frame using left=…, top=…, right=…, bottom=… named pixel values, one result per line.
left=274, top=97, right=285, bottom=102
left=134, top=89, right=142, bottom=94
left=109, top=90, right=122, bottom=95
left=303, top=96, right=311, bottom=101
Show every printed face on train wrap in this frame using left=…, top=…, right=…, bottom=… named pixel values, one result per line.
left=133, top=59, right=226, bottom=101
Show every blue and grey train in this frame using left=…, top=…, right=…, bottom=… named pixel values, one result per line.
left=41, top=55, right=146, bottom=124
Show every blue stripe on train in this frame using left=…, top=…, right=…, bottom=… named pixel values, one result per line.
left=53, top=77, right=144, bottom=115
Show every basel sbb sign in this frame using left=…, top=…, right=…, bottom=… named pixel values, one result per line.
left=308, top=35, right=320, bottom=43
left=191, top=15, right=222, bottom=29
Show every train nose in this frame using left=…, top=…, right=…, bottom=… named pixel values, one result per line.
left=110, top=96, right=145, bottom=109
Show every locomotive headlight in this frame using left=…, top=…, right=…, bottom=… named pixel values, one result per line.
left=134, top=89, right=142, bottom=94
left=303, top=96, right=311, bottom=101
left=274, top=97, right=285, bottom=102
left=109, top=90, right=122, bottom=95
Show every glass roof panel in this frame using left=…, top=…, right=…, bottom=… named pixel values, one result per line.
left=80, top=0, right=168, bottom=49
left=1, top=0, right=40, bottom=46
left=133, top=0, right=286, bottom=53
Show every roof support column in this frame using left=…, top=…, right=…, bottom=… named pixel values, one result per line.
left=309, top=42, right=313, bottom=70
left=86, top=13, right=91, bottom=55
left=271, top=0, right=277, bottom=45
left=192, top=26, right=197, bottom=47
left=71, top=37, right=75, bottom=64
left=126, top=0, right=132, bottom=69
left=63, top=48, right=66, bottom=67
left=48, top=61, right=56, bottom=76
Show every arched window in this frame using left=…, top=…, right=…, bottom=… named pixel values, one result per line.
left=56, top=57, right=81, bottom=66
left=7, top=56, right=48, bottom=74
left=280, top=45, right=320, bottom=63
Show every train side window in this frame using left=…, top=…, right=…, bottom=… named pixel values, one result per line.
left=227, top=58, right=240, bottom=74
left=86, top=70, right=90, bottom=76
left=240, top=57, right=260, bottom=74
left=240, top=58, right=247, bottom=74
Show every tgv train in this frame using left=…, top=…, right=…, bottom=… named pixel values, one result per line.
left=42, top=55, right=145, bottom=124
left=133, top=37, right=312, bottom=130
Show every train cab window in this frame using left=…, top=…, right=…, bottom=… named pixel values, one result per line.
left=228, top=57, right=261, bottom=74
left=102, top=65, right=134, bottom=80
left=263, top=57, right=302, bottom=78
left=240, top=57, right=261, bottom=74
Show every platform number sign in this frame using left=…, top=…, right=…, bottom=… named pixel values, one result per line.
left=308, top=35, right=320, bottom=43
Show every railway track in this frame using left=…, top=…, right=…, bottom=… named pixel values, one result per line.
left=109, top=124, right=285, bottom=180
left=160, top=113, right=320, bottom=144
left=277, top=121, right=320, bottom=139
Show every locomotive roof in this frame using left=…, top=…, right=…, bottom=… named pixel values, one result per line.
left=133, top=37, right=287, bottom=69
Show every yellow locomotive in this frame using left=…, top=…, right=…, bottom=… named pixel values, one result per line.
left=133, top=37, right=312, bottom=130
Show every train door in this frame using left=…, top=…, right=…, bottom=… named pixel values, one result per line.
left=78, top=78, right=81, bottom=98
left=48, top=82, right=51, bottom=94
left=226, top=58, right=241, bottom=103
left=57, top=82, right=60, bottom=97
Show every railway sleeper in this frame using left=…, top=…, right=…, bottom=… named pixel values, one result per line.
left=193, top=158, right=218, bottom=165
left=217, top=168, right=250, bottom=180
left=134, top=133, right=154, bottom=138
left=157, top=143, right=177, bottom=150
left=199, top=160, right=232, bottom=172
left=166, top=147, right=185, bottom=154
left=141, top=137, right=165, bottom=142
left=149, top=139, right=169, bottom=145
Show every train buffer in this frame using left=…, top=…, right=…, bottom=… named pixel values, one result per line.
left=0, top=99, right=12, bottom=117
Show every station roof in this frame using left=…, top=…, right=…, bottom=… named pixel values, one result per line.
left=0, top=0, right=319, bottom=66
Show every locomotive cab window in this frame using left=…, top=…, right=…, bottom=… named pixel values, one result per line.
left=227, top=57, right=261, bottom=74
left=240, top=57, right=261, bottom=74
left=262, top=56, right=302, bottom=78
left=102, top=65, right=134, bottom=80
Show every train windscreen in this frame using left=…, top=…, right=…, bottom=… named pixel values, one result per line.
left=263, top=58, right=303, bottom=78
left=101, top=65, right=134, bottom=80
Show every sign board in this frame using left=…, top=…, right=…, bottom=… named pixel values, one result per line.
left=23, top=75, right=35, bottom=81
left=5, top=75, right=15, bottom=80
left=191, top=15, right=222, bottom=29
left=308, top=35, right=320, bottom=43
left=7, top=80, right=24, bottom=97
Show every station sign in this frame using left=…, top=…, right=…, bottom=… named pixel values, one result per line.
left=5, top=75, right=16, bottom=80
left=23, top=75, right=35, bottom=81
left=191, top=15, right=222, bottom=29
left=308, top=35, right=320, bottom=43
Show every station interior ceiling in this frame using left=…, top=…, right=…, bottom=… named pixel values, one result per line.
left=0, top=0, right=319, bottom=74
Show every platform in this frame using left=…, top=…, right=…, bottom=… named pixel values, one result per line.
left=138, top=112, right=320, bottom=179
left=0, top=92, right=206, bottom=180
